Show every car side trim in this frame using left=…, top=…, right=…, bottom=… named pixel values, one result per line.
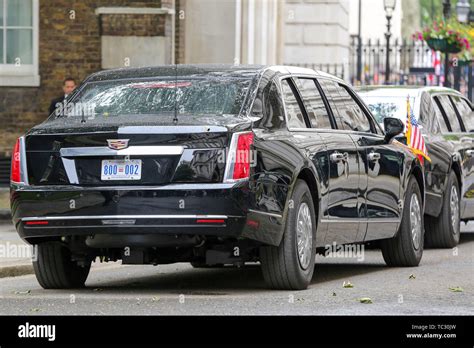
left=248, top=209, right=283, bottom=219
left=21, top=214, right=231, bottom=222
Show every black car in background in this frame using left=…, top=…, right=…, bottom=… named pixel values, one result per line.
left=11, top=65, right=424, bottom=290
left=359, top=86, right=474, bottom=248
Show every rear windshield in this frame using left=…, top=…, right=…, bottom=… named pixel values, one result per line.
left=361, top=95, right=416, bottom=124
left=53, top=77, right=252, bottom=120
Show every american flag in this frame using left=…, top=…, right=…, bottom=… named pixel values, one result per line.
left=406, top=97, right=431, bottom=162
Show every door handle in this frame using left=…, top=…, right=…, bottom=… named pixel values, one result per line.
left=467, top=150, right=474, bottom=158
left=330, top=152, right=345, bottom=163
left=367, top=152, right=381, bottom=162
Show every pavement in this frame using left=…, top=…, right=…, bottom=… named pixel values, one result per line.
left=0, top=221, right=472, bottom=315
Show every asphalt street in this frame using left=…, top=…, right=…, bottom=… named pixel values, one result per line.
left=0, top=222, right=472, bottom=315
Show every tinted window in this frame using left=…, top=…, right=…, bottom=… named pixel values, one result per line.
left=335, top=84, right=372, bottom=133
left=419, top=92, right=440, bottom=134
left=61, top=77, right=252, bottom=119
left=436, top=95, right=463, bottom=132
left=317, top=78, right=346, bottom=129
left=281, top=79, right=307, bottom=129
left=432, top=97, right=450, bottom=133
left=251, top=80, right=285, bottom=129
left=295, top=78, right=332, bottom=129
left=451, top=96, right=474, bottom=131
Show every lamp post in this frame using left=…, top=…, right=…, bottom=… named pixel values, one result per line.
left=442, top=0, right=452, bottom=87
left=456, top=0, right=471, bottom=22
left=383, top=0, right=396, bottom=85
left=457, top=0, right=473, bottom=99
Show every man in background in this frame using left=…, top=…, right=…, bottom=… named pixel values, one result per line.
left=48, top=77, right=77, bottom=115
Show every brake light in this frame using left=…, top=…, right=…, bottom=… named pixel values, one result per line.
left=25, top=221, right=49, bottom=226
left=11, top=138, right=22, bottom=183
left=196, top=219, right=225, bottom=224
left=229, top=132, right=254, bottom=181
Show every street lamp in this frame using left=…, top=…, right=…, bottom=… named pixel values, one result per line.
left=456, top=0, right=471, bottom=23
left=384, top=0, right=396, bottom=84
left=443, top=0, right=452, bottom=87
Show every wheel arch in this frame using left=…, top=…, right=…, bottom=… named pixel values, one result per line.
left=409, top=162, right=425, bottom=206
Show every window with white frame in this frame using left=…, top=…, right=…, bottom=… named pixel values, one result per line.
left=0, top=0, right=39, bottom=86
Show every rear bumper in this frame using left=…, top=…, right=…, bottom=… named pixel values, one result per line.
left=11, top=182, right=285, bottom=246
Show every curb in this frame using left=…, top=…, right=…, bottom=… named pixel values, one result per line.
left=0, top=209, right=11, bottom=221
left=0, top=263, right=34, bottom=278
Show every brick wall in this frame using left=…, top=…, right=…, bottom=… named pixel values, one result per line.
left=0, top=0, right=164, bottom=156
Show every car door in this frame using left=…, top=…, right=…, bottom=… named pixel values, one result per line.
left=316, top=78, right=366, bottom=244
left=448, top=95, right=474, bottom=220
left=278, top=77, right=328, bottom=246
left=331, top=82, right=403, bottom=241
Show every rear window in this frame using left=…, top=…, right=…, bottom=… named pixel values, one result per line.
left=53, top=77, right=252, bottom=120
left=362, top=95, right=416, bottom=125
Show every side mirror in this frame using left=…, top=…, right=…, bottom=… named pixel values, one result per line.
left=384, top=117, right=404, bottom=143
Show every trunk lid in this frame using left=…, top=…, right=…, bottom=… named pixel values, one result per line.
left=25, top=116, right=252, bottom=186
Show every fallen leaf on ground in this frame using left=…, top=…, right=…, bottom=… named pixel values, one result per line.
left=343, top=281, right=354, bottom=288
left=449, top=287, right=463, bottom=292
left=358, top=297, right=373, bottom=304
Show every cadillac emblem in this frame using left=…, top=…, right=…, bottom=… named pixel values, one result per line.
left=107, top=139, right=130, bottom=150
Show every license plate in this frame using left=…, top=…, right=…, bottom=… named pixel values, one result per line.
left=101, top=160, right=142, bottom=181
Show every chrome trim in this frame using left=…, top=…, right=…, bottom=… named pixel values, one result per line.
left=223, top=131, right=251, bottom=183
left=60, top=146, right=185, bottom=157
left=248, top=209, right=282, bottom=219
left=14, top=183, right=238, bottom=191
left=22, top=215, right=229, bottom=222
left=321, top=218, right=400, bottom=223
left=61, top=158, right=79, bottom=184
left=102, top=219, right=136, bottom=225
left=426, top=191, right=443, bottom=198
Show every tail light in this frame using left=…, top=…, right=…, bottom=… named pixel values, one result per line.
left=224, top=132, right=254, bottom=182
left=11, top=137, right=27, bottom=184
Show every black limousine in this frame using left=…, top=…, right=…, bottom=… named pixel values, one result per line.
left=11, top=65, right=425, bottom=290
left=359, top=86, right=474, bottom=248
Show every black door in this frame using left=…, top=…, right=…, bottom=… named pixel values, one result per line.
left=448, top=95, right=474, bottom=220
left=316, top=78, right=365, bottom=244
left=329, top=81, right=403, bottom=241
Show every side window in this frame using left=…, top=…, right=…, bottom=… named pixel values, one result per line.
left=432, top=97, right=450, bottom=133
left=294, top=78, right=332, bottom=129
left=450, top=95, right=474, bottom=131
left=281, top=79, right=307, bottom=129
left=419, top=92, right=440, bottom=134
left=317, top=78, right=346, bottom=129
left=335, top=84, right=372, bottom=133
left=252, top=81, right=286, bottom=129
left=436, top=95, right=463, bottom=132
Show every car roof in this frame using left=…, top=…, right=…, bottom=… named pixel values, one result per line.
left=356, top=85, right=463, bottom=98
left=85, top=64, right=335, bottom=83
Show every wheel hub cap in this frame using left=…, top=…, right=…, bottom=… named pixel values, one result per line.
left=410, top=194, right=422, bottom=250
left=296, top=202, right=313, bottom=270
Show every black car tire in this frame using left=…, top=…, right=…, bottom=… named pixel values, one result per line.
left=381, top=176, right=424, bottom=267
left=425, top=171, right=461, bottom=248
left=33, top=242, right=91, bottom=289
left=260, top=179, right=316, bottom=290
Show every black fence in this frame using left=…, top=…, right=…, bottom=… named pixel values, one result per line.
left=349, top=36, right=473, bottom=101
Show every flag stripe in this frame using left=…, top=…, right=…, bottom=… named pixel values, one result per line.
left=406, top=97, right=430, bottom=162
